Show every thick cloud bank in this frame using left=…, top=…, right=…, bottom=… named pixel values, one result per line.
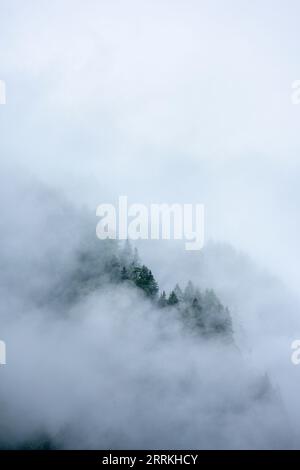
left=0, top=175, right=296, bottom=449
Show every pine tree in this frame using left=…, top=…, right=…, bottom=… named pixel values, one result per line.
left=158, top=291, right=168, bottom=308
left=174, top=284, right=183, bottom=302
left=132, top=265, right=159, bottom=298
left=184, top=281, right=195, bottom=302
left=191, top=297, right=205, bottom=328
left=168, top=290, right=179, bottom=306
left=202, top=289, right=233, bottom=337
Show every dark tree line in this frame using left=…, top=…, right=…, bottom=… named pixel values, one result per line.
left=113, top=241, right=233, bottom=339
left=53, top=237, right=233, bottom=339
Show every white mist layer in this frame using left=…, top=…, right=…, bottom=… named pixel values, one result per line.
left=0, top=176, right=297, bottom=450
left=0, top=286, right=293, bottom=449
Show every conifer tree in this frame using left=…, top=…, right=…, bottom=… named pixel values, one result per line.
left=132, top=265, right=159, bottom=298
left=174, top=284, right=183, bottom=302
left=168, top=290, right=179, bottom=306
left=184, top=281, right=195, bottom=302
left=158, top=291, right=168, bottom=308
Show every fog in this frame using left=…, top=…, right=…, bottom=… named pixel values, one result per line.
left=0, top=174, right=295, bottom=449
left=1, top=0, right=300, bottom=449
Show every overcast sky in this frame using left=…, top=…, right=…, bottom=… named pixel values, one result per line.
left=2, top=0, right=300, bottom=450
left=1, top=0, right=300, bottom=292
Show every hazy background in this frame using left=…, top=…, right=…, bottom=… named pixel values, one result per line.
left=1, top=0, right=300, bottom=449
left=1, top=0, right=300, bottom=290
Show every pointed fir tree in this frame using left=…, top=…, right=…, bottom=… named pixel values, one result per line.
left=174, top=284, right=183, bottom=302
left=132, top=265, right=159, bottom=298
left=168, top=290, right=179, bottom=306
left=184, top=280, right=195, bottom=302
left=158, top=291, right=168, bottom=308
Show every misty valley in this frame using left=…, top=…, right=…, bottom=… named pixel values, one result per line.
left=0, top=179, right=296, bottom=450
left=1, top=0, right=300, bottom=461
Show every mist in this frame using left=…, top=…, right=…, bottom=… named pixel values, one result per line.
left=1, top=0, right=300, bottom=450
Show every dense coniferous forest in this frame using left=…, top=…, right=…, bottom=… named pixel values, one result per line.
left=52, top=235, right=233, bottom=340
